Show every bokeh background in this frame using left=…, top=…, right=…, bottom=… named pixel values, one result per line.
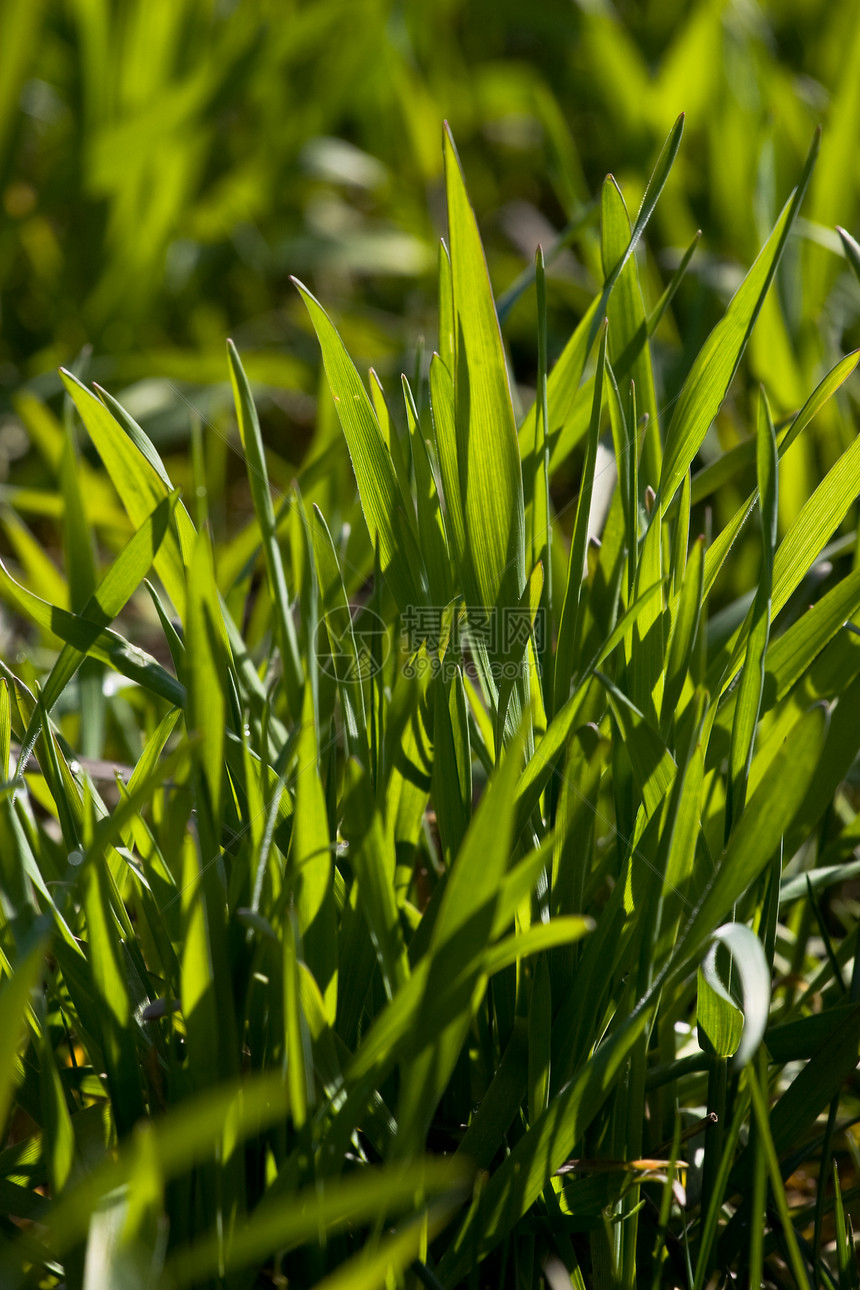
left=2, top=0, right=860, bottom=562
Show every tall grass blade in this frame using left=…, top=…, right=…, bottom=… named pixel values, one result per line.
left=443, top=123, right=525, bottom=635
left=659, top=130, right=819, bottom=512
left=726, top=390, right=777, bottom=835
left=227, top=339, right=303, bottom=713
left=291, top=280, right=425, bottom=614
left=60, top=370, right=196, bottom=617
left=553, top=321, right=608, bottom=710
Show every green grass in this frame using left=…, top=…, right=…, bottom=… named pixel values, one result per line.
left=2, top=107, right=860, bottom=1290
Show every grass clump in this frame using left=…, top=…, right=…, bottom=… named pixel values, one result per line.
left=1, top=117, right=860, bottom=1290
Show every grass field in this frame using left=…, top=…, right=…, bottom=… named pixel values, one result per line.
left=1, top=3, right=860, bottom=1288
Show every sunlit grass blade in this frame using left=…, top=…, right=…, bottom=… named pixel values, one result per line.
left=60, top=370, right=196, bottom=617
left=782, top=649, right=860, bottom=858
left=837, top=224, right=860, bottom=285
left=670, top=469, right=691, bottom=599
left=292, top=279, right=424, bottom=614
left=599, top=672, right=676, bottom=817
left=0, top=934, right=48, bottom=1136
left=607, top=365, right=639, bottom=596
left=59, top=408, right=102, bottom=759
left=81, top=851, right=146, bottom=1136
left=0, top=506, right=69, bottom=611
left=692, top=352, right=858, bottom=523
left=677, top=702, right=828, bottom=962
left=661, top=535, right=704, bottom=736
left=553, top=320, right=608, bottom=712
left=720, top=413, right=860, bottom=689
left=701, top=924, right=770, bottom=1067
left=38, top=1016, right=75, bottom=1199
left=0, top=677, right=9, bottom=780
left=746, top=1060, right=812, bottom=1289
left=0, top=559, right=184, bottom=708
left=87, top=736, right=191, bottom=870
left=629, top=491, right=665, bottom=721
left=165, top=1159, right=471, bottom=1287
left=342, top=762, right=409, bottom=1000
left=438, top=237, right=455, bottom=377
left=482, top=916, right=592, bottom=975
left=179, top=824, right=237, bottom=1100
left=601, top=174, right=660, bottom=487
left=394, top=733, right=523, bottom=1156
left=726, top=390, right=777, bottom=836
left=369, top=369, right=414, bottom=523
left=585, top=579, right=663, bottom=676
left=659, top=129, right=819, bottom=513
left=429, top=352, right=466, bottom=581
left=806, top=16, right=860, bottom=313
left=437, top=1006, right=650, bottom=1285
left=32, top=492, right=178, bottom=715
left=700, top=345, right=859, bottom=602
left=311, top=505, right=370, bottom=766
left=312, top=1207, right=460, bottom=1290
left=290, top=683, right=337, bottom=1023
left=227, top=339, right=303, bottom=714
left=759, top=563, right=860, bottom=706
left=605, top=112, right=685, bottom=292
left=384, top=650, right=436, bottom=894
left=403, top=374, right=452, bottom=606
left=496, top=561, right=543, bottom=753
left=443, top=123, right=525, bottom=654
left=513, top=681, right=594, bottom=837
left=40, top=1071, right=294, bottom=1257
left=832, top=1161, right=859, bottom=1290
left=283, top=909, right=312, bottom=1129
left=533, top=246, right=553, bottom=700
left=520, top=113, right=683, bottom=463
left=646, top=228, right=701, bottom=337
left=185, top=527, right=229, bottom=833
left=528, top=953, right=551, bottom=1124
left=432, top=665, right=471, bottom=867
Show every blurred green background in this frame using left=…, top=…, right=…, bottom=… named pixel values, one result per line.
left=1, top=0, right=860, bottom=534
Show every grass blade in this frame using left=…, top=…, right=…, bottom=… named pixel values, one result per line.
left=720, top=412, right=860, bottom=690
left=553, top=320, right=608, bottom=711
left=429, top=352, right=466, bottom=582
left=0, top=935, right=48, bottom=1137
left=601, top=174, right=661, bottom=487
left=701, top=346, right=859, bottom=600
left=290, top=683, right=337, bottom=1024
left=292, top=279, right=425, bottom=614
left=227, top=339, right=303, bottom=714
left=726, top=390, right=777, bottom=835
left=678, top=702, right=828, bottom=962
left=60, top=370, right=196, bottom=618
left=659, top=130, right=819, bottom=512
left=443, top=123, right=525, bottom=631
